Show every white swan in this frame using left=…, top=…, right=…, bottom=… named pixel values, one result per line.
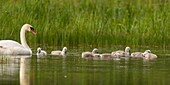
left=0, top=24, right=36, bottom=55
left=36, top=47, right=47, bottom=56
left=81, top=48, right=99, bottom=58
left=51, top=47, right=67, bottom=56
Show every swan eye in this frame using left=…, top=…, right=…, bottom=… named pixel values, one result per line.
left=30, top=27, right=34, bottom=31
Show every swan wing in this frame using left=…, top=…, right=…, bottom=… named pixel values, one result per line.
left=0, top=40, right=31, bottom=55
left=0, top=40, right=23, bottom=48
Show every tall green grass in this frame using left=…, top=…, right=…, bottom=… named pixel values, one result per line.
left=0, top=0, right=169, bottom=50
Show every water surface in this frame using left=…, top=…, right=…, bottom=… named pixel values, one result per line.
left=0, top=51, right=170, bottom=85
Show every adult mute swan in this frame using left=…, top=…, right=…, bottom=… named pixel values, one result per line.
left=0, top=24, right=36, bottom=55
left=36, top=47, right=47, bottom=56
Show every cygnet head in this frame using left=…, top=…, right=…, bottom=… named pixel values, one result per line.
left=142, top=50, right=151, bottom=56
left=125, top=47, right=130, bottom=52
left=145, top=50, right=151, bottom=53
left=37, top=47, right=42, bottom=53
left=92, top=48, right=98, bottom=54
left=62, top=47, right=67, bottom=52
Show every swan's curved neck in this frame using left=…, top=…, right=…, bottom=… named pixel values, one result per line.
left=20, top=27, right=29, bottom=48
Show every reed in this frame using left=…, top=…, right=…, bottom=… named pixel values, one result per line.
left=0, top=0, right=169, bottom=50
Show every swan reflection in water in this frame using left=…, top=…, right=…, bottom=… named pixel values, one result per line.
left=0, top=55, right=31, bottom=85
left=20, top=55, right=31, bottom=85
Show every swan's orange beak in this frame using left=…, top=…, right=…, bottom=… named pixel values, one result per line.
left=30, top=27, right=36, bottom=35
left=30, top=30, right=36, bottom=35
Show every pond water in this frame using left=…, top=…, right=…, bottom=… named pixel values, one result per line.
left=0, top=49, right=170, bottom=85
